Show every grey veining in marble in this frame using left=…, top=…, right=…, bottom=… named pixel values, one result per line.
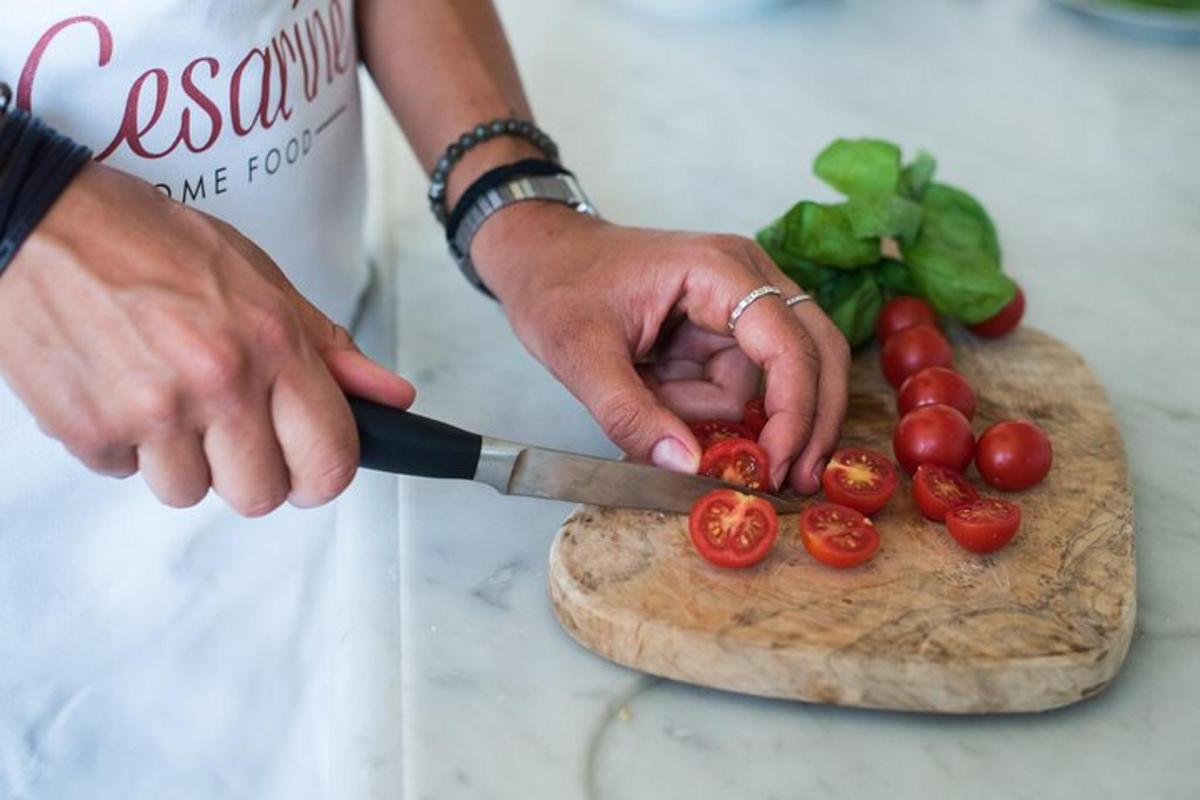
left=363, top=0, right=1200, bottom=797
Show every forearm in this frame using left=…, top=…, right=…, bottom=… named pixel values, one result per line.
left=356, top=0, right=542, bottom=207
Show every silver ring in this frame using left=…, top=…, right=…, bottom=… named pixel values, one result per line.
left=785, top=293, right=813, bottom=308
left=727, top=285, right=783, bottom=333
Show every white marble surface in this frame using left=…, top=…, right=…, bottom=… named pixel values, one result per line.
left=366, top=1, right=1200, bottom=797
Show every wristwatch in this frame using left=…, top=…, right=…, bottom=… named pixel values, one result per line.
left=449, top=173, right=598, bottom=296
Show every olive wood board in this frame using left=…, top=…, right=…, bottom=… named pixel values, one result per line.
left=548, top=327, right=1136, bottom=713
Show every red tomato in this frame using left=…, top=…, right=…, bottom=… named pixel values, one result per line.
left=690, top=419, right=755, bottom=450
left=975, top=420, right=1053, bottom=491
left=897, top=366, right=977, bottom=421
left=799, top=502, right=880, bottom=569
left=875, top=296, right=938, bottom=344
left=689, top=489, right=779, bottom=568
left=699, top=437, right=771, bottom=491
left=880, top=324, right=953, bottom=388
left=945, top=498, right=1021, bottom=554
left=742, top=396, right=767, bottom=438
left=821, top=448, right=898, bottom=516
left=892, top=404, right=975, bottom=475
left=968, top=285, right=1025, bottom=338
left=912, top=464, right=979, bottom=521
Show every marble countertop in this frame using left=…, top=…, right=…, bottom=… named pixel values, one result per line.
left=361, top=0, right=1200, bottom=797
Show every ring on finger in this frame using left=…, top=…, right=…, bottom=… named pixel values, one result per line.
left=727, top=285, right=783, bottom=333
left=785, top=292, right=813, bottom=308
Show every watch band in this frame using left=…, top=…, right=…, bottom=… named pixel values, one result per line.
left=450, top=173, right=598, bottom=296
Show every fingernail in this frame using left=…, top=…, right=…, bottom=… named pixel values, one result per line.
left=771, top=462, right=789, bottom=492
left=650, top=437, right=698, bottom=474
left=812, top=459, right=829, bottom=485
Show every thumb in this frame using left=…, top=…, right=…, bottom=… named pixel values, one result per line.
left=563, top=338, right=701, bottom=473
left=297, top=304, right=416, bottom=411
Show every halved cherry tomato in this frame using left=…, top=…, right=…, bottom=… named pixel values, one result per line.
left=912, top=464, right=979, bottom=521
left=689, top=489, right=779, bottom=568
left=968, top=285, right=1025, bottom=339
left=821, top=448, right=898, bottom=516
left=799, top=502, right=880, bottom=569
left=892, top=403, right=975, bottom=475
left=699, top=437, right=771, bottom=491
left=875, top=296, right=938, bottom=344
left=881, top=324, right=954, bottom=388
left=975, top=420, right=1053, bottom=491
left=690, top=419, right=755, bottom=449
left=742, top=396, right=768, bottom=438
left=945, top=498, right=1021, bottom=553
left=897, top=366, right=977, bottom=421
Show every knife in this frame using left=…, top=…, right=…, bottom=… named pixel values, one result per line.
left=348, top=397, right=804, bottom=515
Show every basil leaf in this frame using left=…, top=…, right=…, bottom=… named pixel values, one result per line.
left=813, top=138, right=902, bottom=198
left=757, top=201, right=880, bottom=270
left=755, top=216, right=836, bottom=288
left=901, top=150, right=936, bottom=199
left=841, top=195, right=924, bottom=245
left=905, top=220, right=1014, bottom=323
left=920, top=182, right=1002, bottom=265
left=816, top=268, right=884, bottom=347
left=871, top=258, right=919, bottom=298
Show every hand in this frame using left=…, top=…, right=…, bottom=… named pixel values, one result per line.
left=0, top=163, right=415, bottom=515
left=472, top=204, right=850, bottom=494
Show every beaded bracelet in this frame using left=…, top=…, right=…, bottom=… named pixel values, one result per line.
left=427, top=117, right=560, bottom=226
left=0, top=82, right=94, bottom=274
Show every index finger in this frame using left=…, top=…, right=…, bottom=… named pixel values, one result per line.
left=682, top=267, right=820, bottom=491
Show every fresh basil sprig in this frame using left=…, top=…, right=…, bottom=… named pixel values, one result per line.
left=756, top=137, right=1016, bottom=345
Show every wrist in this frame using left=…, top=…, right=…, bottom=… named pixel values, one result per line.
left=470, top=200, right=607, bottom=302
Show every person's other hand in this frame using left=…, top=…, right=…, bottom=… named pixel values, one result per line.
left=0, top=163, right=415, bottom=515
left=473, top=204, right=850, bottom=494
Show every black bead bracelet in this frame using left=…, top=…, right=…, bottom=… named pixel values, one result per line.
left=0, top=82, right=93, bottom=275
left=427, top=117, right=560, bottom=226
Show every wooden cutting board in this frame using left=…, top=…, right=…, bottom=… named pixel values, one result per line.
left=548, top=327, right=1135, bottom=713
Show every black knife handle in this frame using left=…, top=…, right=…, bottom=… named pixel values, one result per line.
left=349, top=397, right=483, bottom=480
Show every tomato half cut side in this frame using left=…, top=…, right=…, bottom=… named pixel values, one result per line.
left=689, top=489, right=779, bottom=568
left=821, top=448, right=898, bottom=516
left=699, top=437, right=772, bottom=491
left=690, top=419, right=755, bottom=450
left=799, top=502, right=880, bottom=569
left=945, top=498, right=1021, bottom=554
left=912, top=464, right=979, bottom=521
left=742, top=396, right=768, bottom=438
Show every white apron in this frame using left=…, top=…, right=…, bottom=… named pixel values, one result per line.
left=0, top=2, right=370, bottom=797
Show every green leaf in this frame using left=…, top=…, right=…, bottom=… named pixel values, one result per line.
left=919, top=182, right=1002, bottom=265
left=755, top=216, right=836, bottom=288
left=871, top=258, right=919, bottom=298
left=815, top=269, right=884, bottom=348
left=757, top=201, right=880, bottom=270
left=840, top=195, right=924, bottom=245
left=813, top=138, right=902, bottom=198
left=905, top=214, right=1014, bottom=324
left=900, top=150, right=936, bottom=199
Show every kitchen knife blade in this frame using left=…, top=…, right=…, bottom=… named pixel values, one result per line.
left=350, top=397, right=804, bottom=515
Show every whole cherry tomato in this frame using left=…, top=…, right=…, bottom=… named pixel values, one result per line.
left=975, top=420, right=1053, bottom=491
left=897, top=366, right=977, bottom=421
left=881, top=324, right=953, bottom=389
left=968, top=285, right=1025, bottom=338
left=892, top=403, right=975, bottom=475
left=875, top=296, right=938, bottom=344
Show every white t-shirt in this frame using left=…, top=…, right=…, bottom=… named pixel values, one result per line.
left=1, top=3, right=370, bottom=797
